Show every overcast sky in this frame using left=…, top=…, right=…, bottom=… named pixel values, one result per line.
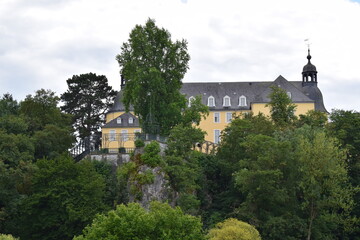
left=1, top=0, right=360, bottom=111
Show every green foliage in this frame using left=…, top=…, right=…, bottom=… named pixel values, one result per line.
left=207, top=218, right=261, bottom=240
left=327, top=109, right=360, bottom=238
left=182, top=95, right=209, bottom=126
left=0, top=234, right=18, bottom=240
left=141, top=141, right=162, bottom=167
left=297, top=110, right=328, bottom=128
left=0, top=130, right=34, bottom=167
left=13, top=156, right=107, bottom=240
left=74, top=201, right=205, bottom=240
left=0, top=115, right=28, bottom=134
left=266, top=86, right=297, bottom=127
left=20, top=89, right=70, bottom=133
left=166, top=124, right=206, bottom=158
left=231, top=126, right=355, bottom=239
left=32, top=124, right=75, bottom=159
left=134, top=138, right=145, bottom=147
left=117, top=18, right=190, bottom=135
left=61, top=73, right=116, bottom=138
left=0, top=93, right=19, bottom=117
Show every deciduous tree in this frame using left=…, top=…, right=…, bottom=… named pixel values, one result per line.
left=116, top=18, right=190, bottom=135
left=74, top=201, right=204, bottom=240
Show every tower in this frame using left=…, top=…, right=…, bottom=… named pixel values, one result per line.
left=302, top=49, right=318, bottom=86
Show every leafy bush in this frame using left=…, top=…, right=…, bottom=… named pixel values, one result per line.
left=134, top=139, right=145, bottom=148
left=141, top=141, right=162, bottom=167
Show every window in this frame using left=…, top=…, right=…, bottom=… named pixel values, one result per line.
left=287, top=92, right=292, bottom=99
left=116, top=117, right=122, bottom=124
left=208, top=96, right=215, bottom=107
left=226, top=112, right=232, bottom=123
left=223, top=95, right=231, bottom=107
left=128, top=117, right=134, bottom=124
left=134, top=129, right=141, bottom=133
left=121, top=130, right=128, bottom=141
left=109, top=130, right=116, bottom=141
left=214, top=112, right=220, bottom=123
left=188, top=96, right=195, bottom=107
left=214, top=130, right=221, bottom=144
left=239, top=95, right=247, bottom=106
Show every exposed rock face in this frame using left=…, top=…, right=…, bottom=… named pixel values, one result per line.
left=129, top=165, right=172, bottom=208
left=90, top=141, right=173, bottom=208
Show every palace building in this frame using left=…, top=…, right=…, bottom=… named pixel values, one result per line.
left=101, top=50, right=326, bottom=152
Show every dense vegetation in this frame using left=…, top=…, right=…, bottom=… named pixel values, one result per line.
left=1, top=86, right=359, bottom=239
left=1, top=19, right=359, bottom=240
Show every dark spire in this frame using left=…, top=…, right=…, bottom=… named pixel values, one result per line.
left=302, top=47, right=318, bottom=86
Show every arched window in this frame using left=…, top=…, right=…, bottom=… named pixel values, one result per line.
left=223, top=95, right=231, bottom=107
left=116, top=117, right=122, bottom=124
left=239, top=95, right=247, bottom=107
left=188, top=96, right=195, bottom=107
left=208, top=96, right=215, bottom=107
left=128, top=117, right=134, bottom=124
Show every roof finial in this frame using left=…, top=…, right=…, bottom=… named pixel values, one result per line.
left=304, top=39, right=312, bottom=62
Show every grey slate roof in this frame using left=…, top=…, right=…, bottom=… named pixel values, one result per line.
left=103, top=112, right=140, bottom=128
left=107, top=75, right=327, bottom=113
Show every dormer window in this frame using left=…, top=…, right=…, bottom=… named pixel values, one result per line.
left=223, top=95, right=231, bottom=107
left=128, top=117, right=134, bottom=124
left=208, top=96, right=215, bottom=107
left=116, top=117, right=122, bottom=124
left=239, top=95, right=247, bottom=107
left=188, top=96, right=195, bottom=107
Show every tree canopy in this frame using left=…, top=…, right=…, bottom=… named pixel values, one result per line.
left=61, top=73, right=117, bottom=138
left=74, top=201, right=204, bottom=240
left=116, top=18, right=190, bottom=135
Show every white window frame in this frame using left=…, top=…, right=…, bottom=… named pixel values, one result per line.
left=223, top=95, right=231, bottom=107
left=121, top=130, right=128, bottom=141
left=226, top=112, right=232, bottom=123
left=214, top=129, right=221, bottom=144
left=134, top=129, right=141, bottom=133
left=239, top=95, right=247, bottom=107
left=287, top=92, right=292, bottom=99
left=109, top=130, right=116, bottom=141
left=188, top=96, right=195, bottom=107
left=214, top=112, right=220, bottom=123
left=208, top=96, right=215, bottom=107
left=116, top=117, right=122, bottom=124
left=128, top=117, right=134, bottom=124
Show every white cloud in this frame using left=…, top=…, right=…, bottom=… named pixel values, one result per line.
left=0, top=0, right=360, bottom=111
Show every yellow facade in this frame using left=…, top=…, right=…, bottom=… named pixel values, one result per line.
left=102, top=111, right=141, bottom=153
left=102, top=102, right=316, bottom=149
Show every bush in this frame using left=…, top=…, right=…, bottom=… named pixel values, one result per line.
left=74, top=202, right=205, bottom=240
left=141, top=141, right=162, bottom=167
left=134, top=139, right=145, bottom=148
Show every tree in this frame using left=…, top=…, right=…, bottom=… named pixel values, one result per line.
left=207, top=218, right=261, bottom=240
left=0, top=93, right=19, bottom=117
left=13, top=156, right=107, bottom=240
left=266, top=86, right=296, bottom=127
left=327, top=109, right=360, bottom=238
left=20, top=89, right=68, bottom=133
left=61, top=73, right=117, bottom=138
left=116, top=18, right=190, bottom=135
left=19, top=89, right=75, bottom=159
left=232, top=126, right=355, bottom=239
left=74, top=201, right=205, bottom=240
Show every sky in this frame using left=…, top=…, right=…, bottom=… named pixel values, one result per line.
left=1, top=0, right=360, bottom=111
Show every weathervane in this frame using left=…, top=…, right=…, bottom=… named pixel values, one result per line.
left=304, top=39, right=311, bottom=50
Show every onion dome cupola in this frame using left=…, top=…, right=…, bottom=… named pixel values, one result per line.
left=302, top=49, right=318, bottom=86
